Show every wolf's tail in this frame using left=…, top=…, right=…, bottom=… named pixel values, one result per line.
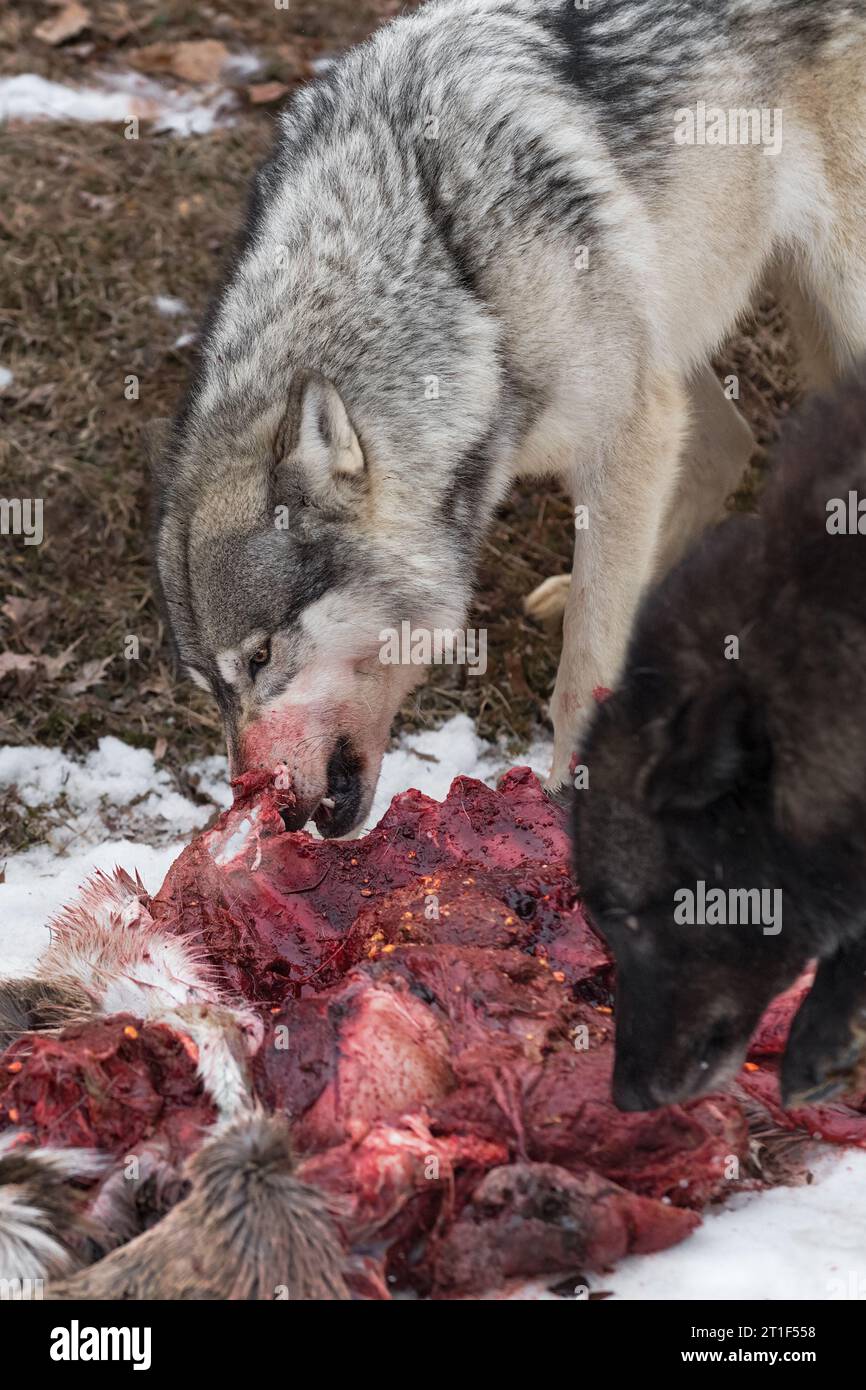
left=49, top=1112, right=350, bottom=1301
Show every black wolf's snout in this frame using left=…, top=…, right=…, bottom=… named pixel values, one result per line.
left=612, top=1072, right=663, bottom=1113
left=612, top=1056, right=703, bottom=1113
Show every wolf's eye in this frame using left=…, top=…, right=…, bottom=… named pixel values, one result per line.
left=701, top=1017, right=735, bottom=1064
left=250, top=642, right=271, bottom=675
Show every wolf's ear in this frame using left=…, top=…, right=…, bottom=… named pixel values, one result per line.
left=277, top=370, right=366, bottom=501
left=144, top=418, right=174, bottom=487
left=639, top=681, right=767, bottom=813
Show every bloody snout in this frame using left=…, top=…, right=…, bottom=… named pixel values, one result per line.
left=277, top=736, right=364, bottom=838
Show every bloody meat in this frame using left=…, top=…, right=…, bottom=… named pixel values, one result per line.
left=3, top=767, right=866, bottom=1297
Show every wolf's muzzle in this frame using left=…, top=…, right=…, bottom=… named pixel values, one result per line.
left=314, top=736, right=364, bottom=838
left=278, top=736, right=364, bottom=838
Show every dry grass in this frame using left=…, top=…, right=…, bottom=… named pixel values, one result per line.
left=0, top=0, right=803, bottom=785
left=0, top=0, right=407, bottom=780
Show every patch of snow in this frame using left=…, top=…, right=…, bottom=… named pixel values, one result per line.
left=153, top=295, right=188, bottom=318
left=0, top=71, right=238, bottom=137
left=173, top=331, right=197, bottom=348
left=0, top=838, right=184, bottom=980
left=187, top=753, right=233, bottom=811
left=0, top=73, right=131, bottom=125
left=0, top=737, right=217, bottom=858
left=223, top=52, right=263, bottom=80
left=599, top=1149, right=866, bottom=1301
left=0, top=367, right=13, bottom=390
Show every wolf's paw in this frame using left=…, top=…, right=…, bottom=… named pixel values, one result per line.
left=524, top=573, right=571, bottom=625
left=781, top=1016, right=866, bottom=1109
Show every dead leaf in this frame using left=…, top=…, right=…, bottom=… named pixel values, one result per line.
left=153, top=736, right=168, bottom=761
left=34, top=2, right=90, bottom=47
left=1, top=596, right=50, bottom=627
left=247, top=82, right=289, bottom=106
left=504, top=647, right=533, bottom=701
left=129, top=39, right=230, bottom=85
left=408, top=748, right=441, bottom=765
left=0, top=864, right=5, bottom=886
left=0, top=652, right=40, bottom=678
left=0, top=14, right=23, bottom=49
left=175, top=194, right=204, bottom=218
left=98, top=1, right=136, bottom=44
left=139, top=676, right=170, bottom=697
left=65, top=655, right=113, bottom=697
left=41, top=642, right=81, bottom=680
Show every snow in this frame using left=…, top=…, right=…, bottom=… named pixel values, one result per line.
left=223, top=53, right=263, bottom=81
left=153, top=296, right=188, bottom=318
left=0, top=736, right=212, bottom=843
left=0, top=839, right=182, bottom=980
left=601, top=1150, right=866, bottom=1301
left=2, top=715, right=865, bottom=1300
left=0, top=367, right=13, bottom=391
left=0, top=71, right=238, bottom=136
left=0, top=735, right=217, bottom=976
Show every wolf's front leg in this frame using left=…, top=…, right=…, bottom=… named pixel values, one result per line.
left=781, top=934, right=866, bottom=1107
left=547, top=371, right=688, bottom=790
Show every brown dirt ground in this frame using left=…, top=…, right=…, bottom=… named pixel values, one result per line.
left=1, top=1, right=803, bottom=825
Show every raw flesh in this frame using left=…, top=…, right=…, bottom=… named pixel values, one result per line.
left=3, top=768, right=866, bottom=1297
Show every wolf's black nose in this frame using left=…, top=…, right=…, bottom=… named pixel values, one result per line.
left=612, top=1078, right=660, bottom=1113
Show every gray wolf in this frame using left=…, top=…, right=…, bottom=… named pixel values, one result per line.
left=151, top=0, right=866, bottom=836
left=572, top=368, right=866, bottom=1112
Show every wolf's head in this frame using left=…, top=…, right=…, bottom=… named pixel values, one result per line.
left=572, top=519, right=811, bottom=1111
left=574, top=371, right=866, bottom=1111
left=153, top=358, right=506, bottom=836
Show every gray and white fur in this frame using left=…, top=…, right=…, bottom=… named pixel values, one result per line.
left=152, top=0, right=866, bottom=834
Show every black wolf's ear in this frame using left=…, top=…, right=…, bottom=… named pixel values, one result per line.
left=639, top=680, right=767, bottom=813
left=276, top=370, right=366, bottom=502
left=144, top=418, right=174, bottom=487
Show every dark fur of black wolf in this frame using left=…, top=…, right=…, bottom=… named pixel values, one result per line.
left=572, top=368, right=866, bottom=1112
